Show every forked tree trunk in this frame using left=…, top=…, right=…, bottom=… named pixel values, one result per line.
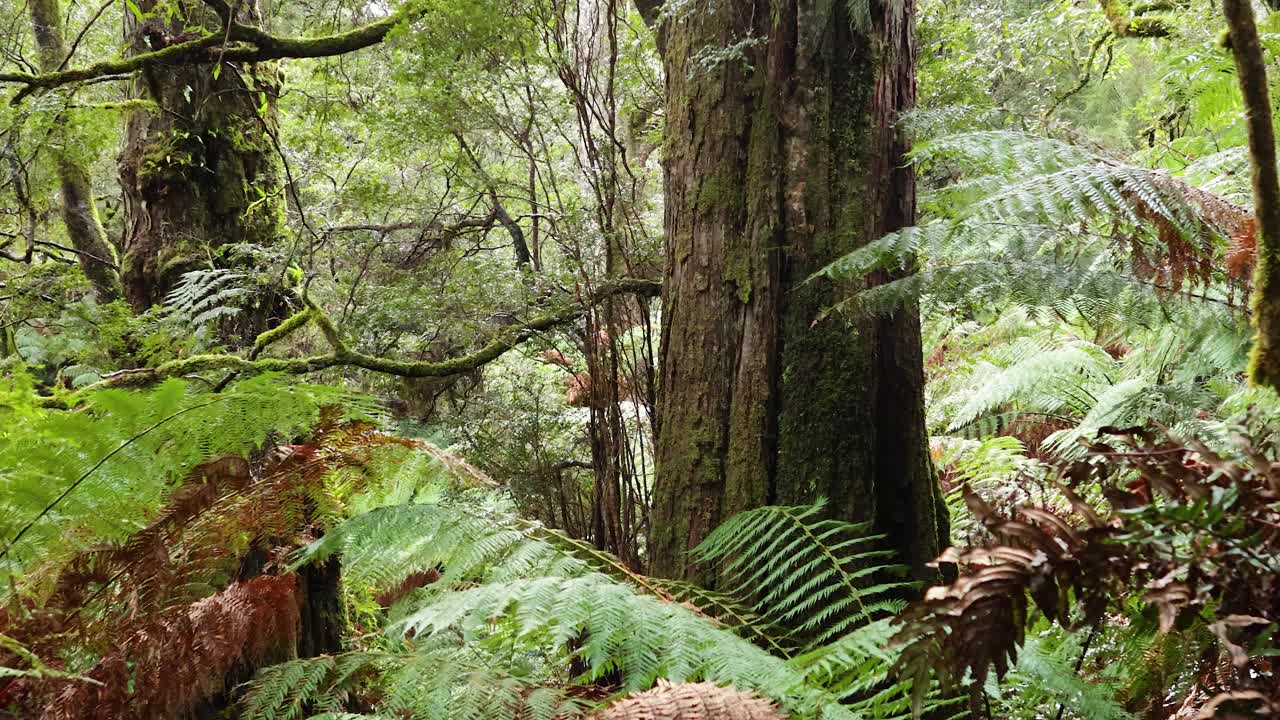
left=27, top=0, right=123, bottom=303
left=118, top=0, right=286, bottom=332
left=647, top=1, right=948, bottom=583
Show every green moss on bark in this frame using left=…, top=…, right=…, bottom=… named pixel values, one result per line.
left=651, top=0, right=947, bottom=589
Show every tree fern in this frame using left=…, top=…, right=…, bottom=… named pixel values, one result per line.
left=986, top=627, right=1132, bottom=720
left=253, top=559, right=825, bottom=717
left=1181, top=147, right=1251, bottom=203
left=931, top=436, right=1026, bottom=489
left=931, top=435, right=1043, bottom=547
left=946, top=334, right=1117, bottom=430
left=294, top=503, right=592, bottom=593
left=910, top=130, right=1097, bottom=178
left=244, top=647, right=590, bottom=720
left=268, top=499, right=953, bottom=719
left=924, top=310, right=1249, bottom=463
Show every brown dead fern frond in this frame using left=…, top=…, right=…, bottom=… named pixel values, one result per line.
left=596, top=681, right=787, bottom=720
left=39, top=574, right=299, bottom=720
left=894, top=425, right=1280, bottom=716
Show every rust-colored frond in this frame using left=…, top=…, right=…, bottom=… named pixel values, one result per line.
left=47, top=456, right=253, bottom=613
left=895, top=427, right=1280, bottom=716
left=375, top=569, right=441, bottom=608
left=1, top=418, right=416, bottom=717
left=1225, top=216, right=1257, bottom=282
left=40, top=574, right=299, bottom=720
left=1002, top=413, right=1073, bottom=459
left=1125, top=175, right=1253, bottom=297
left=893, top=491, right=1116, bottom=703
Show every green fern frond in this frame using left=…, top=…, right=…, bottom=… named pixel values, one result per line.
left=0, top=373, right=367, bottom=591
left=817, top=131, right=1251, bottom=334
left=299, top=500, right=785, bottom=656
left=1182, top=147, right=1251, bottom=202
left=897, top=104, right=1004, bottom=136
left=243, top=647, right=590, bottom=720
left=287, top=499, right=952, bottom=719
left=946, top=335, right=1116, bottom=430
left=163, top=268, right=250, bottom=328
left=932, top=436, right=1027, bottom=487
left=295, top=503, right=593, bottom=594
left=988, top=628, right=1132, bottom=720
left=912, top=130, right=1098, bottom=177
left=1040, top=377, right=1159, bottom=459
left=693, top=500, right=913, bottom=648
left=390, top=573, right=808, bottom=697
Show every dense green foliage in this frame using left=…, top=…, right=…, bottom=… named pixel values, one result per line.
left=1, top=0, right=1279, bottom=717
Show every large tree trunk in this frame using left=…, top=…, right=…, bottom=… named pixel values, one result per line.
left=28, top=0, right=123, bottom=303
left=117, top=0, right=286, bottom=331
left=648, top=1, right=948, bottom=583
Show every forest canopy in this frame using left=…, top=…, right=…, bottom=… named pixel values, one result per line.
left=0, top=0, right=1278, bottom=718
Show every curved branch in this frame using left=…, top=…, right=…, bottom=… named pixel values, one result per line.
left=1, top=9, right=415, bottom=102
left=1043, top=32, right=1114, bottom=120
left=60, top=279, right=662, bottom=397
left=218, top=12, right=411, bottom=60
left=631, top=0, right=665, bottom=55
left=455, top=132, right=532, bottom=269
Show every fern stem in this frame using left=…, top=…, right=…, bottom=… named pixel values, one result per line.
left=1053, top=624, right=1100, bottom=720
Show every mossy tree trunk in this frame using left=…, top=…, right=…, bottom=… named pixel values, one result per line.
left=647, top=1, right=948, bottom=583
left=1223, top=0, right=1280, bottom=390
left=28, top=0, right=123, bottom=303
left=118, top=0, right=286, bottom=329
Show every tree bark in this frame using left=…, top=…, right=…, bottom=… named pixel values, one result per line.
left=296, top=558, right=344, bottom=658
left=117, top=0, right=286, bottom=331
left=1223, top=0, right=1280, bottom=390
left=27, top=0, right=123, bottom=303
left=648, top=1, right=948, bottom=583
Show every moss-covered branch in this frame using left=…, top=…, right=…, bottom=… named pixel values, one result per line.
left=1099, top=0, right=1173, bottom=36
left=1, top=9, right=414, bottom=102
left=59, top=279, right=661, bottom=398
left=250, top=306, right=313, bottom=359
left=1224, top=0, right=1280, bottom=389
left=218, top=13, right=410, bottom=60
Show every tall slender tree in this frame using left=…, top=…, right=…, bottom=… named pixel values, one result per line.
left=27, top=0, right=123, bottom=303
left=639, top=1, right=949, bottom=582
left=1223, top=0, right=1280, bottom=391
